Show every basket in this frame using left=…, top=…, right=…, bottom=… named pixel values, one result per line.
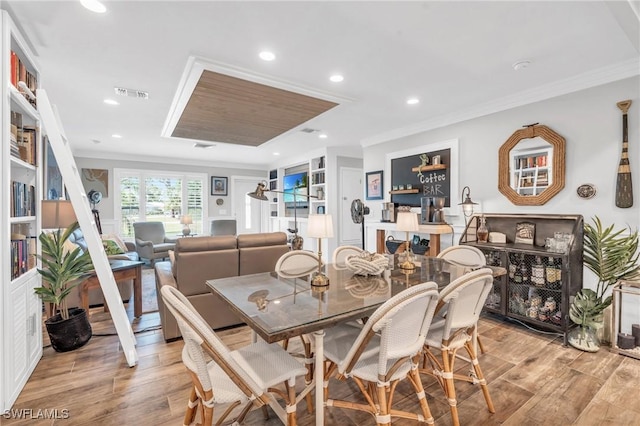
left=386, top=236, right=429, bottom=255
left=385, top=236, right=405, bottom=254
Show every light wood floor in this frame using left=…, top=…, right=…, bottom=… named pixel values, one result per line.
left=6, top=307, right=640, bottom=425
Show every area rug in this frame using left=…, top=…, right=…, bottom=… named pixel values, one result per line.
left=141, top=267, right=158, bottom=313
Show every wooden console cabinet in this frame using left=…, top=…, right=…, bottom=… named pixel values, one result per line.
left=460, top=213, right=583, bottom=344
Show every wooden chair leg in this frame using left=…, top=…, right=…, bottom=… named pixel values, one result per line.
left=408, top=362, right=434, bottom=425
left=376, top=382, right=391, bottom=426
left=285, top=380, right=298, bottom=426
left=464, top=341, right=495, bottom=414
left=183, top=386, right=199, bottom=426
left=442, top=349, right=460, bottom=426
left=477, top=334, right=487, bottom=354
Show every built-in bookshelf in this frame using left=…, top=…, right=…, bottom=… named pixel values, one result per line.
left=268, top=169, right=278, bottom=217
left=310, top=155, right=326, bottom=214
left=1, top=10, right=43, bottom=412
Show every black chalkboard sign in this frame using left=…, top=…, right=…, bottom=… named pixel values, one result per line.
left=391, top=148, right=451, bottom=207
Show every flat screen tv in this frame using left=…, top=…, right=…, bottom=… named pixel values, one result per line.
left=282, top=171, right=309, bottom=213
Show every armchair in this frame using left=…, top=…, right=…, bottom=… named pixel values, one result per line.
left=133, top=221, right=176, bottom=264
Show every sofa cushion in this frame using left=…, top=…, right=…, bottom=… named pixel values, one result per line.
left=237, top=232, right=287, bottom=248
left=176, top=235, right=237, bottom=252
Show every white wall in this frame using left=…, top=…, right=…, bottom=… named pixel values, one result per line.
left=74, top=156, right=266, bottom=226
left=363, top=76, right=640, bottom=293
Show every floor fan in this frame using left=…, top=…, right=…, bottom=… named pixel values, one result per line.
left=350, top=199, right=370, bottom=249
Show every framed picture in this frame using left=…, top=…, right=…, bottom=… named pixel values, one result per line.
left=366, top=170, right=383, bottom=200
left=515, top=222, right=535, bottom=245
left=211, top=176, right=228, bottom=196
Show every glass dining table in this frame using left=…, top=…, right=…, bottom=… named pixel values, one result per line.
left=206, top=255, right=505, bottom=425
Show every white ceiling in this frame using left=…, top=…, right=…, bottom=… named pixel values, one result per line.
left=5, top=1, right=640, bottom=169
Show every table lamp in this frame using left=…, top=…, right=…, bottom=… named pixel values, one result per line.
left=307, top=214, right=333, bottom=287
left=396, top=211, right=419, bottom=270
left=180, top=214, right=193, bottom=236
left=41, top=200, right=77, bottom=230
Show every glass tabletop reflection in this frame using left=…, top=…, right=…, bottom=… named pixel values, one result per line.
left=206, top=255, right=491, bottom=344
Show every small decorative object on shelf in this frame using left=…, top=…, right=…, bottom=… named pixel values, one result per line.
left=476, top=215, right=489, bottom=243
left=515, top=222, right=535, bottom=245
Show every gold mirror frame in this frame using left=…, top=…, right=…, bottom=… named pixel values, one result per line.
left=498, top=124, right=565, bottom=206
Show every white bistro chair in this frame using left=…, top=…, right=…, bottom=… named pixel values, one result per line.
left=331, top=245, right=364, bottom=269
left=160, top=285, right=307, bottom=425
left=437, top=244, right=488, bottom=354
left=322, top=282, right=440, bottom=425
left=420, top=268, right=495, bottom=426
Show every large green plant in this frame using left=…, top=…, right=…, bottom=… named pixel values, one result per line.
left=34, top=222, right=93, bottom=321
left=583, top=216, right=640, bottom=301
left=571, top=217, right=640, bottom=326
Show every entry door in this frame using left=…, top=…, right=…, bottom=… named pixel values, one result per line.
left=339, top=167, right=364, bottom=246
left=232, top=177, right=263, bottom=235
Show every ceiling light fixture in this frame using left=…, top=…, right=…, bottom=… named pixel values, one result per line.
left=273, top=152, right=280, bottom=156
left=80, top=0, right=106, bottom=13
left=329, top=74, right=344, bottom=83
left=193, top=142, right=216, bottom=149
left=259, top=51, right=276, bottom=61
left=114, top=87, right=149, bottom=99
left=319, top=133, right=328, bottom=139
left=512, top=60, right=532, bottom=71
left=91, top=139, right=101, bottom=144
left=111, top=134, right=122, bottom=139
left=103, top=99, right=119, bottom=105
left=406, top=98, right=420, bottom=105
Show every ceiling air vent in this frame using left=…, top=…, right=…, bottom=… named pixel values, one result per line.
left=114, top=87, right=149, bottom=99
left=300, top=128, right=320, bottom=134
left=193, top=142, right=216, bottom=149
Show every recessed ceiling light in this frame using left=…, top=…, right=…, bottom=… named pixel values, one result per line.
left=259, top=51, right=276, bottom=61
left=273, top=152, right=280, bottom=156
left=512, top=60, right=532, bottom=71
left=406, top=98, right=420, bottom=105
left=319, top=133, right=328, bottom=139
left=91, top=139, right=101, bottom=144
left=103, top=98, right=119, bottom=105
left=329, top=74, right=344, bottom=83
left=111, top=134, right=122, bottom=139
left=80, top=0, right=106, bottom=13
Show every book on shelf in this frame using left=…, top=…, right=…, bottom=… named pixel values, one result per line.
left=10, top=235, right=36, bottom=280
left=10, top=50, right=38, bottom=108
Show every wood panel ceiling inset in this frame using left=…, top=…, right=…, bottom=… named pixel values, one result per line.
left=172, top=70, right=339, bottom=146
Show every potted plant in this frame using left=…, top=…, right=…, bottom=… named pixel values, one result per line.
left=568, top=216, right=640, bottom=352
left=34, top=221, right=94, bottom=352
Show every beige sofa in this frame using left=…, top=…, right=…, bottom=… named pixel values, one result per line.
left=155, top=232, right=289, bottom=341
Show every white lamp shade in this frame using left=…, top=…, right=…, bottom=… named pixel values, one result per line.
left=396, top=211, right=419, bottom=232
left=307, top=214, right=334, bottom=238
left=180, top=214, right=193, bottom=225
left=41, top=200, right=77, bottom=229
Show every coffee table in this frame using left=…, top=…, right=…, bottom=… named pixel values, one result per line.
left=80, top=259, right=145, bottom=318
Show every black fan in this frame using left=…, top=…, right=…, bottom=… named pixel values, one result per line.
left=87, top=190, right=103, bottom=234
left=350, top=199, right=370, bottom=249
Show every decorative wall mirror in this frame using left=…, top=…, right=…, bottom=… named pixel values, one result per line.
left=498, top=124, right=565, bottom=205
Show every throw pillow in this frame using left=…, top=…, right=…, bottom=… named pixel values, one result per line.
left=103, top=239, right=125, bottom=255
left=101, top=234, right=128, bottom=253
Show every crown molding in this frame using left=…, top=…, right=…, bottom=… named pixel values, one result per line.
left=361, top=58, right=640, bottom=147
left=73, top=149, right=268, bottom=170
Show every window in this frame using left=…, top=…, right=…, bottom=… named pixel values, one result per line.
left=114, top=169, right=207, bottom=238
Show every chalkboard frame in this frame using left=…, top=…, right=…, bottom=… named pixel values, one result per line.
left=385, top=138, right=460, bottom=217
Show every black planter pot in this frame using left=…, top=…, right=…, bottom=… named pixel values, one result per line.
left=45, top=307, right=92, bottom=352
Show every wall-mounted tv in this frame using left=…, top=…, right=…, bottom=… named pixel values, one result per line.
left=282, top=171, right=309, bottom=215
